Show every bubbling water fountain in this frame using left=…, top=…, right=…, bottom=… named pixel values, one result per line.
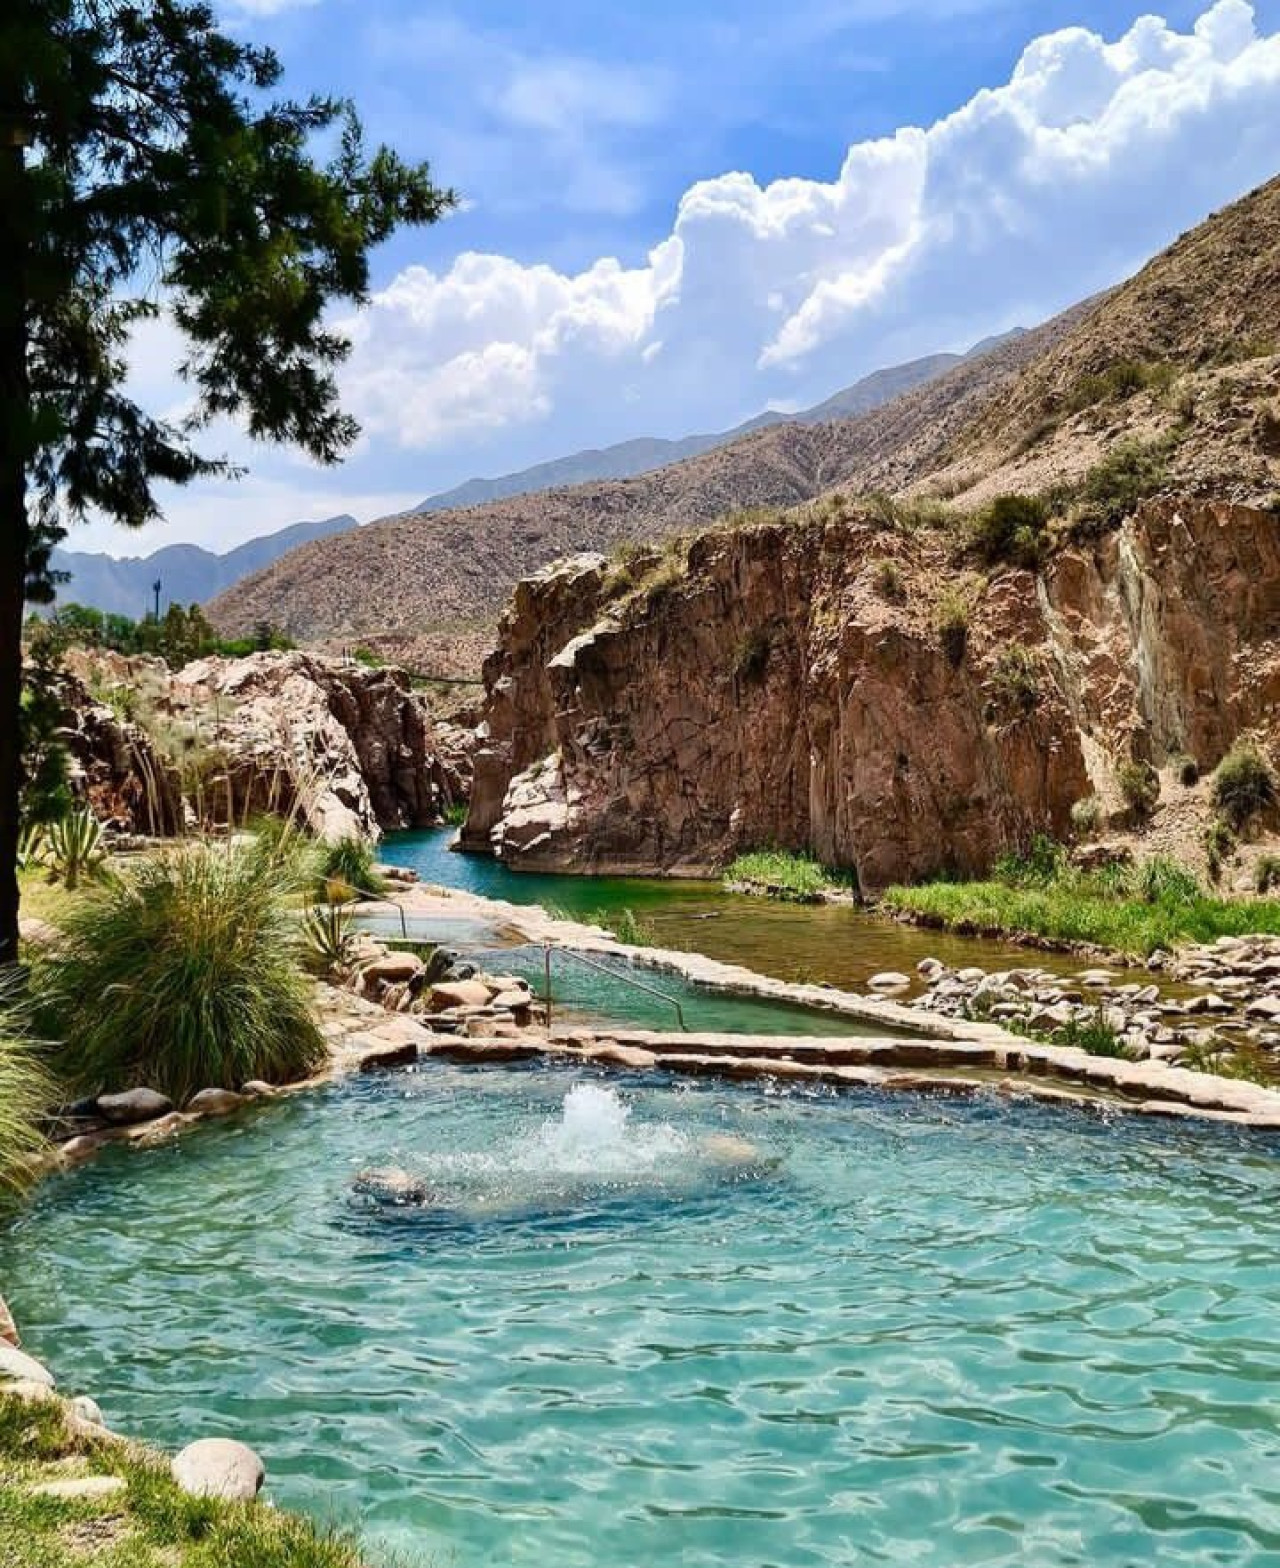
left=350, top=1082, right=770, bottom=1218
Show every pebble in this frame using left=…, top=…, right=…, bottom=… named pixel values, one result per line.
left=868, top=971, right=911, bottom=991
left=172, top=1438, right=265, bottom=1502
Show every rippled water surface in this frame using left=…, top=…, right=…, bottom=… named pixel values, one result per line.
left=4, top=1063, right=1280, bottom=1566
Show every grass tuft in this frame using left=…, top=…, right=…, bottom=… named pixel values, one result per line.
left=725, top=849, right=857, bottom=902
left=0, top=975, right=56, bottom=1202
left=34, top=838, right=326, bottom=1103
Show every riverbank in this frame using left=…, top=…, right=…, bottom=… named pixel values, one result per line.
left=0, top=1385, right=366, bottom=1568
left=878, top=864, right=1280, bottom=958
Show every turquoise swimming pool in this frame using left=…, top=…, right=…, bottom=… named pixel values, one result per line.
left=3, top=1060, right=1278, bottom=1566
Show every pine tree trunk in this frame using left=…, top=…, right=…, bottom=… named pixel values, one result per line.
left=0, top=129, right=29, bottom=966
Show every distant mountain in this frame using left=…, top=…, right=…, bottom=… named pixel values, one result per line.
left=209, top=324, right=1074, bottom=656
left=51, top=513, right=359, bottom=619
left=411, top=340, right=1022, bottom=515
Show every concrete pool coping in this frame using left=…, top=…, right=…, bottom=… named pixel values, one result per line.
left=382, top=882, right=1280, bottom=1131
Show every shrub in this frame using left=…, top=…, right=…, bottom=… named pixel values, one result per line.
left=990, top=644, right=1040, bottom=715
left=1076, top=437, right=1174, bottom=529
left=1057, top=1008, right=1134, bottom=1059
left=1134, top=856, right=1200, bottom=905
left=1211, top=744, right=1277, bottom=831
left=935, top=581, right=978, bottom=667
left=734, top=627, right=772, bottom=684
left=443, top=800, right=468, bottom=827
left=1116, top=760, right=1160, bottom=822
left=0, top=978, right=55, bottom=1200
left=302, top=902, right=357, bottom=976
left=872, top=559, right=905, bottom=604
left=993, top=834, right=1065, bottom=887
left=317, top=836, right=387, bottom=902
left=1174, top=752, right=1200, bottom=787
left=35, top=839, right=326, bottom=1102
left=1203, top=818, right=1237, bottom=885
left=1067, top=359, right=1176, bottom=412
left=971, top=493, right=1049, bottom=569
left=1255, top=854, right=1280, bottom=895
left=725, top=848, right=856, bottom=901
left=1070, top=795, right=1102, bottom=837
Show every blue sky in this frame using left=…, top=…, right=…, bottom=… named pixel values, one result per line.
left=87, top=0, right=1280, bottom=552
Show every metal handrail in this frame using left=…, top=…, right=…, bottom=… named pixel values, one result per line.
left=542, top=943, right=687, bottom=1032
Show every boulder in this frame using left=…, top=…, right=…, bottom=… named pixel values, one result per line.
left=0, top=1343, right=55, bottom=1388
left=868, top=972, right=912, bottom=992
left=361, top=952, right=425, bottom=986
left=429, top=980, right=493, bottom=1010
left=1246, top=995, right=1280, bottom=1021
left=70, top=1395, right=105, bottom=1427
left=96, top=1088, right=173, bottom=1125
left=172, top=1438, right=265, bottom=1502
left=187, top=1088, right=247, bottom=1117
left=490, top=989, right=533, bottom=1013
left=0, top=1293, right=17, bottom=1347
left=240, top=1081, right=278, bottom=1098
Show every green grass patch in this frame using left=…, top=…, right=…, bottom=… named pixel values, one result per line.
left=881, top=851, right=1280, bottom=958
left=315, top=836, right=387, bottom=903
left=0, top=1392, right=373, bottom=1568
left=725, top=849, right=857, bottom=902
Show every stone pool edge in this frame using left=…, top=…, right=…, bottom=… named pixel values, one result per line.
left=384, top=882, right=1280, bottom=1130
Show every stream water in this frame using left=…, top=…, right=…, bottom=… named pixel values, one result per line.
left=3, top=1064, right=1279, bottom=1567
left=381, top=828, right=1095, bottom=997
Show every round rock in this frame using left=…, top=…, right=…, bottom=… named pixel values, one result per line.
left=96, top=1088, right=173, bottom=1126
left=70, top=1394, right=105, bottom=1427
left=0, top=1342, right=55, bottom=1388
left=186, top=1088, right=247, bottom=1117
left=172, top=1438, right=265, bottom=1501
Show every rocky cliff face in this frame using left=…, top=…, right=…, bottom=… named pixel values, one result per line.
left=179, top=653, right=471, bottom=841
left=465, top=499, right=1280, bottom=889
left=61, top=650, right=471, bottom=843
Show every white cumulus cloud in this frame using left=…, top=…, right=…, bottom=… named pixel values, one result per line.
left=341, top=0, right=1280, bottom=453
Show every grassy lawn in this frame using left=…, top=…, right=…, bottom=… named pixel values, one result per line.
left=880, top=866, right=1280, bottom=958
left=0, top=1392, right=368, bottom=1568
left=724, top=849, right=856, bottom=902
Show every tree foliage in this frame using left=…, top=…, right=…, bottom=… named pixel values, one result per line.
left=0, top=0, right=454, bottom=959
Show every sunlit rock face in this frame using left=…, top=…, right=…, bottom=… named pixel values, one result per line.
left=466, top=499, right=1280, bottom=889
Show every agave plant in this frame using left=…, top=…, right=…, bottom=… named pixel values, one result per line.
left=41, top=808, right=108, bottom=890
left=16, top=821, right=46, bottom=872
left=302, top=901, right=357, bottom=976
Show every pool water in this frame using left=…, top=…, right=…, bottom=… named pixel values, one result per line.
left=384, top=829, right=1094, bottom=995
left=4, top=1062, right=1280, bottom=1567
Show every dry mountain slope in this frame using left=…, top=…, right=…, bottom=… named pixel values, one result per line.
left=207, top=322, right=1075, bottom=663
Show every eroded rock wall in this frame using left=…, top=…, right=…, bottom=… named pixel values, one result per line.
left=467, top=499, right=1280, bottom=888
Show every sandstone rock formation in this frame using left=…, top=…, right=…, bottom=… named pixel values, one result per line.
left=465, top=499, right=1280, bottom=890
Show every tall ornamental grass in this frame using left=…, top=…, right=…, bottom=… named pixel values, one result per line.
left=0, top=977, right=55, bottom=1199
left=37, top=839, right=325, bottom=1103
